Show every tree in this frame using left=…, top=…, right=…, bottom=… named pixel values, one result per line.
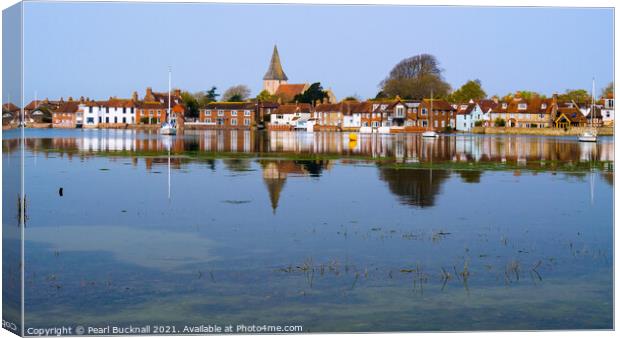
left=180, top=91, right=199, bottom=118
left=494, top=117, right=506, bottom=127
left=343, top=95, right=360, bottom=101
left=602, top=82, right=614, bottom=98
left=380, top=54, right=451, bottom=99
left=223, top=85, right=250, bottom=102
left=205, top=87, right=220, bottom=103
left=256, top=90, right=278, bottom=102
left=558, top=89, right=590, bottom=104
left=293, top=82, right=328, bottom=104
left=449, top=80, right=487, bottom=103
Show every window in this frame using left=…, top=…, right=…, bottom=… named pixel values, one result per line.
left=231, top=118, right=238, bottom=126
left=122, top=117, right=126, bottom=123
left=105, top=117, right=109, bottom=123
left=89, top=107, right=93, bottom=113
left=421, top=120, right=428, bottom=127
left=502, top=103, right=508, bottom=109
left=122, top=107, right=126, bottom=114
left=539, top=114, right=545, bottom=119
left=421, top=108, right=427, bottom=115
left=395, top=106, right=405, bottom=117
left=541, top=103, right=547, bottom=109
left=434, top=120, right=438, bottom=128
left=231, top=110, right=238, bottom=116
left=206, top=118, right=212, bottom=123
left=98, top=117, right=102, bottom=123
left=244, top=110, right=251, bottom=116
left=87, top=117, right=94, bottom=123
left=518, top=103, right=527, bottom=110
left=206, top=110, right=212, bottom=116
left=244, top=118, right=251, bottom=126
left=218, top=110, right=224, bottom=116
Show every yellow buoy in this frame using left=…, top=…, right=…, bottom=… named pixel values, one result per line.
left=348, top=133, right=357, bottom=141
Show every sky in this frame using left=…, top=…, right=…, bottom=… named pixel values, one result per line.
left=5, top=2, right=615, bottom=104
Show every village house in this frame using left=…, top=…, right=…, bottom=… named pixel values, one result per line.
left=342, top=101, right=372, bottom=131
left=490, top=96, right=555, bottom=128
left=52, top=99, right=81, bottom=128
left=270, top=103, right=313, bottom=129
left=135, top=87, right=185, bottom=127
left=24, top=98, right=62, bottom=124
left=417, top=99, right=456, bottom=130
left=554, top=102, right=587, bottom=129
left=600, top=94, right=614, bottom=126
left=82, top=96, right=136, bottom=128
left=455, top=101, right=485, bottom=132
left=364, top=102, right=390, bottom=130
left=199, top=102, right=256, bottom=129
left=313, top=103, right=343, bottom=130
left=477, top=99, right=499, bottom=127
left=2, top=102, right=20, bottom=126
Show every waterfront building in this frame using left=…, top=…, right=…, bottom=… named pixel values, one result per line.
left=2, top=102, right=20, bottom=126
left=313, top=103, right=343, bottom=130
left=135, top=87, right=184, bottom=126
left=490, top=96, right=555, bottom=128
left=83, top=97, right=137, bottom=128
left=342, top=101, right=372, bottom=131
left=417, top=99, right=456, bottom=130
left=455, top=101, right=485, bottom=132
left=270, top=103, right=313, bottom=129
left=600, top=94, right=614, bottom=126
left=199, top=102, right=256, bottom=129
left=477, top=99, right=499, bottom=127
left=52, top=99, right=81, bottom=128
left=554, top=104, right=587, bottom=128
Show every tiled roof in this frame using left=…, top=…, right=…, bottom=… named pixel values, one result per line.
left=2, top=103, right=20, bottom=113
left=315, top=103, right=343, bottom=112
left=477, top=99, right=499, bottom=112
left=456, top=103, right=476, bottom=115
left=205, top=102, right=256, bottom=110
left=55, top=101, right=80, bottom=114
left=275, top=84, right=308, bottom=102
left=274, top=103, right=312, bottom=114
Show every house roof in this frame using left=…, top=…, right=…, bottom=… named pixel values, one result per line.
left=477, top=99, right=499, bottom=112
left=315, top=103, right=343, bottom=112
left=205, top=102, right=256, bottom=110
left=263, top=45, right=288, bottom=81
left=456, top=103, right=476, bottom=115
left=344, top=101, right=373, bottom=114
left=2, top=103, right=20, bottom=113
left=275, top=83, right=308, bottom=102
left=274, top=103, right=312, bottom=115
left=555, top=108, right=587, bottom=123
left=55, top=101, right=80, bottom=114
left=421, top=99, right=454, bottom=111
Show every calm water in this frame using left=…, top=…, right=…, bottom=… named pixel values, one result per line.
left=3, top=129, right=614, bottom=332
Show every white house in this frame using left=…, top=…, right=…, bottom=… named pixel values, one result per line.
left=82, top=98, right=137, bottom=128
left=270, top=104, right=313, bottom=128
left=601, top=97, right=614, bottom=126
left=456, top=101, right=484, bottom=132
left=342, top=101, right=372, bottom=130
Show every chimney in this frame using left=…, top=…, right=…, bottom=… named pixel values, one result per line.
left=79, top=96, right=84, bottom=102
left=68, top=96, right=73, bottom=101
left=146, top=87, right=153, bottom=100
left=492, top=97, right=499, bottom=104
left=174, top=89, right=181, bottom=97
left=132, top=91, right=138, bottom=102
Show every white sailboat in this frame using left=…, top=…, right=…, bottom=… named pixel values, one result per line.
left=160, top=67, right=177, bottom=135
left=578, top=78, right=597, bottom=142
left=422, top=89, right=439, bottom=138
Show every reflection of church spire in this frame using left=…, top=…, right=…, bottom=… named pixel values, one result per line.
left=262, top=162, right=286, bottom=214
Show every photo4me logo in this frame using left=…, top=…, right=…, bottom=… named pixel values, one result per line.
left=2, top=320, right=18, bottom=333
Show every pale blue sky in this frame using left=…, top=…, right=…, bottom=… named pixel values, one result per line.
left=16, top=2, right=614, bottom=103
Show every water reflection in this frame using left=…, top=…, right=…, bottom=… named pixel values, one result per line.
left=4, top=130, right=614, bottom=168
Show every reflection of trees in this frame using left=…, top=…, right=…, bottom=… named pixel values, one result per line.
left=602, top=172, right=613, bottom=186
left=378, top=167, right=450, bottom=207
left=293, top=160, right=330, bottom=177
left=222, top=158, right=252, bottom=172
left=458, top=170, right=482, bottom=183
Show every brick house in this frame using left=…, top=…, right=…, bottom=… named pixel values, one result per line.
left=135, top=87, right=185, bottom=126
left=491, top=97, right=555, bottom=128
left=313, top=103, right=343, bottom=129
left=417, top=99, right=456, bottom=130
left=52, top=100, right=81, bottom=128
left=199, top=102, right=256, bottom=129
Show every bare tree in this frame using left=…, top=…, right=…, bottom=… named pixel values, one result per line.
left=380, top=54, right=451, bottom=99
left=223, top=85, right=251, bottom=102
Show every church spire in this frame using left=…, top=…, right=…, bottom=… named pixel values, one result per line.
left=263, top=45, right=288, bottom=81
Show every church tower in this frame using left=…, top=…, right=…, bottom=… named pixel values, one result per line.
left=263, top=45, right=288, bottom=95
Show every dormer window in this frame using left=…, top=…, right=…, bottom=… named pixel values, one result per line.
left=518, top=103, right=527, bottom=110
left=460, top=105, right=468, bottom=110
left=502, top=103, right=508, bottom=109
left=541, top=103, right=547, bottom=109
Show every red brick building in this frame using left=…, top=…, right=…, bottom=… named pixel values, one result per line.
left=199, top=102, right=256, bottom=129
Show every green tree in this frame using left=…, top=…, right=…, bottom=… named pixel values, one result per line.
left=223, top=85, right=251, bottom=102
left=380, top=54, right=451, bottom=99
left=180, top=91, right=199, bottom=118
left=602, top=82, right=614, bottom=98
left=294, top=82, right=328, bottom=104
left=558, top=89, right=590, bottom=104
left=256, top=90, right=278, bottom=102
left=494, top=117, right=506, bottom=127
left=449, top=79, right=487, bottom=103
left=343, top=95, right=360, bottom=101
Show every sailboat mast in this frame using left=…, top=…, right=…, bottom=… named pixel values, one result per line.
left=591, top=78, right=595, bottom=128
left=168, top=67, right=171, bottom=123
left=430, top=89, right=433, bottom=130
